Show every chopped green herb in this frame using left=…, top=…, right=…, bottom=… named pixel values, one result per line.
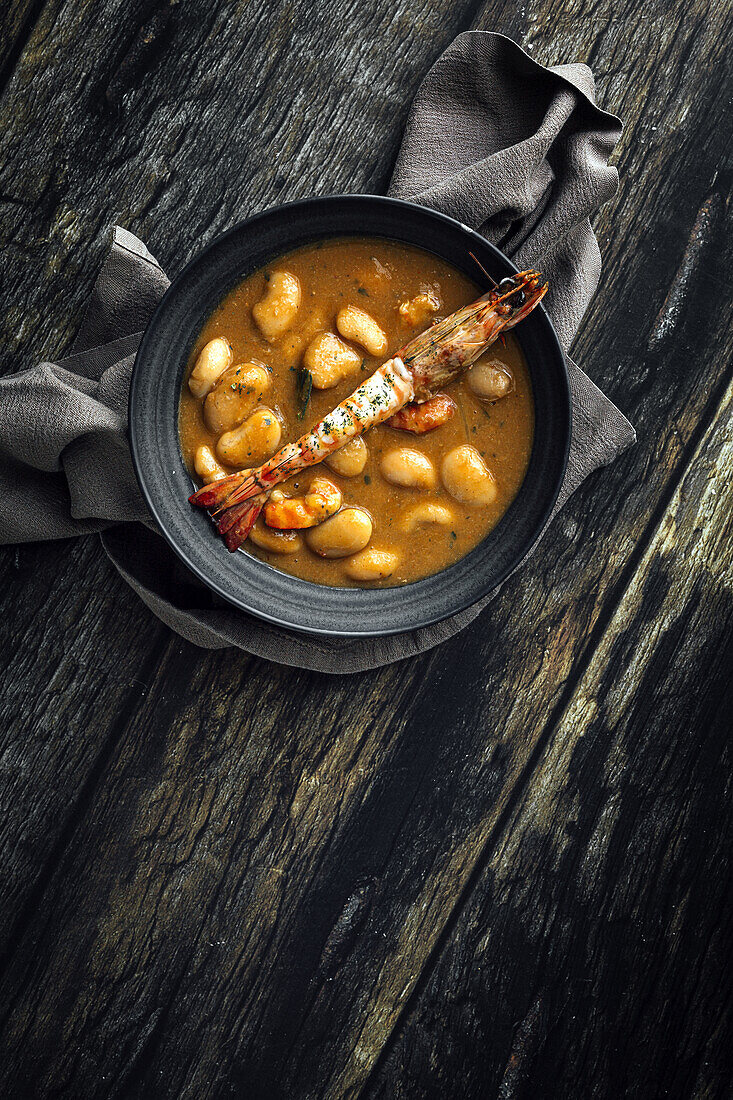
left=357, top=286, right=369, bottom=296
left=291, top=367, right=313, bottom=419
left=450, top=531, right=457, bottom=540
left=364, top=475, right=371, bottom=485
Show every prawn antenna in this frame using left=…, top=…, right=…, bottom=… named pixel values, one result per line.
left=469, top=251, right=498, bottom=288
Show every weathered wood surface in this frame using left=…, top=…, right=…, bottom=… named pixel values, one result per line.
left=0, top=0, right=731, bottom=1097
left=0, top=539, right=167, bottom=963
left=0, top=0, right=41, bottom=83
left=0, top=0, right=476, bottom=993
left=368, top=375, right=733, bottom=1100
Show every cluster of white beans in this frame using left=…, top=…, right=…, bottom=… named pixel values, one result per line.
left=189, top=273, right=510, bottom=582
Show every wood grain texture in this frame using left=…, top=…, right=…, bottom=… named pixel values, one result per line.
left=0, top=0, right=476, bottom=1024
left=0, top=0, right=477, bottom=377
left=368, top=376, right=733, bottom=1100
left=0, top=0, right=46, bottom=88
left=0, top=537, right=168, bottom=964
left=0, top=0, right=731, bottom=1096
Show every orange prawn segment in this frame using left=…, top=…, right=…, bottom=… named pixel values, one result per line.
left=264, top=476, right=342, bottom=530
left=398, top=291, right=440, bottom=327
left=388, top=393, right=456, bottom=434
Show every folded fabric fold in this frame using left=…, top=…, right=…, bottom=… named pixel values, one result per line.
left=0, top=32, right=634, bottom=674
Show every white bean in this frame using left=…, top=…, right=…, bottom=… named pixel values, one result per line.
left=336, top=305, right=388, bottom=356
left=325, top=437, right=368, bottom=477
left=441, top=445, right=497, bottom=505
left=467, top=357, right=514, bottom=401
left=248, top=517, right=302, bottom=555
left=194, top=445, right=228, bottom=484
left=252, top=271, right=301, bottom=339
left=380, top=448, right=436, bottom=490
left=204, top=362, right=270, bottom=434
left=343, top=548, right=400, bottom=581
left=216, top=407, right=281, bottom=466
left=303, top=331, right=362, bottom=390
left=402, top=501, right=454, bottom=531
left=305, top=508, right=373, bottom=558
left=188, top=337, right=233, bottom=398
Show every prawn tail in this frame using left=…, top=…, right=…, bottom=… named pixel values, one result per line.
left=218, top=498, right=265, bottom=552
left=188, top=471, right=249, bottom=509
left=189, top=469, right=268, bottom=551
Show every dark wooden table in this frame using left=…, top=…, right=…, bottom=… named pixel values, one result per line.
left=1, top=1, right=732, bottom=1097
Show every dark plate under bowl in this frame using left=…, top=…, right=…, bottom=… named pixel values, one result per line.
left=130, top=195, right=570, bottom=638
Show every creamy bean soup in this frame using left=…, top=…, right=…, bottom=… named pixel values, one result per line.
left=179, top=238, right=534, bottom=586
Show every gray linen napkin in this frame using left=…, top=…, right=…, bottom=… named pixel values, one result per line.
left=0, top=32, right=634, bottom=674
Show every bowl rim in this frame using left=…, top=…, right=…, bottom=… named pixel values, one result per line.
left=130, top=194, right=571, bottom=637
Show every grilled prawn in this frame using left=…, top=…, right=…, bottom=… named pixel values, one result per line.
left=190, top=271, right=547, bottom=551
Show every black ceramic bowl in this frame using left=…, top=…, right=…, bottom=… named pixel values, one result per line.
left=130, top=195, right=570, bottom=638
